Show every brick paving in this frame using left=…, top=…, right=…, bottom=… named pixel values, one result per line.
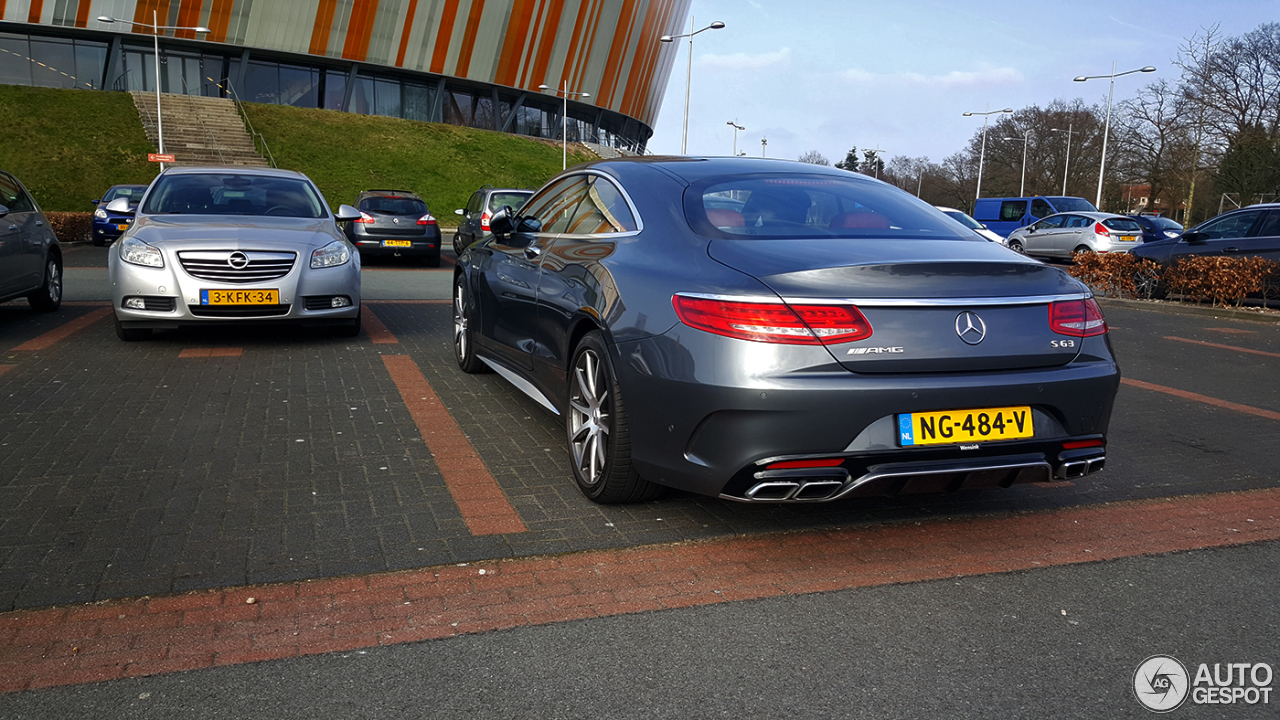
left=0, top=487, right=1275, bottom=693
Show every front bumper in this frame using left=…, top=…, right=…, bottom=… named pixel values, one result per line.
left=92, top=217, right=132, bottom=240
left=614, top=330, right=1120, bottom=501
left=109, top=249, right=361, bottom=329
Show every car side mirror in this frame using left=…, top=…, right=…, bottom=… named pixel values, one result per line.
left=90, top=199, right=100, bottom=205
left=455, top=209, right=465, bottom=216
left=105, top=197, right=134, bottom=214
left=489, top=207, right=515, bottom=236
left=335, top=204, right=362, bottom=222
left=0, top=204, right=8, bottom=218
left=1181, top=230, right=1206, bottom=244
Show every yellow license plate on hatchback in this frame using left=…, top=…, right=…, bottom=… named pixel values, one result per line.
left=200, top=289, right=279, bottom=305
left=382, top=240, right=412, bottom=247
left=898, top=406, right=1033, bottom=446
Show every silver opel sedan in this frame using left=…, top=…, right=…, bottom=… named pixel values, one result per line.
left=454, top=157, right=1120, bottom=504
left=108, top=167, right=362, bottom=340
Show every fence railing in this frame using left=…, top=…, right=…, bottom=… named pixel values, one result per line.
left=209, top=76, right=277, bottom=168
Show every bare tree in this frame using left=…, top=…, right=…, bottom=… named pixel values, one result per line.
left=1113, top=80, right=1193, bottom=216
left=797, top=150, right=829, bottom=165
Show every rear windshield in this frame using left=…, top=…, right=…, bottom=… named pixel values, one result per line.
left=1049, top=197, right=1098, bottom=213
left=686, top=173, right=970, bottom=240
left=489, top=192, right=531, bottom=212
left=360, top=196, right=427, bottom=215
left=942, top=210, right=982, bottom=230
left=1102, top=218, right=1143, bottom=232
left=1151, top=216, right=1183, bottom=231
left=142, top=174, right=327, bottom=218
left=105, top=186, right=146, bottom=204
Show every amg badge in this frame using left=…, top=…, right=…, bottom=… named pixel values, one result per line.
left=847, top=347, right=905, bottom=355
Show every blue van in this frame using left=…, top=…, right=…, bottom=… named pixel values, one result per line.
left=972, top=196, right=1097, bottom=237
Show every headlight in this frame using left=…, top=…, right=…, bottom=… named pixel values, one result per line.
left=94, top=209, right=108, bottom=220
left=1164, top=230, right=1180, bottom=238
left=120, top=237, right=164, bottom=268
left=311, top=240, right=351, bottom=269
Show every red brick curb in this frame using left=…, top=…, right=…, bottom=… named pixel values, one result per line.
left=2, top=488, right=1277, bottom=693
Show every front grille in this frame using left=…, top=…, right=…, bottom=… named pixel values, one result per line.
left=189, top=304, right=291, bottom=317
left=178, top=251, right=296, bottom=284
left=304, top=296, right=352, bottom=310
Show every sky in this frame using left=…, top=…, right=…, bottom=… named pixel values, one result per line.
left=644, top=0, right=1278, bottom=165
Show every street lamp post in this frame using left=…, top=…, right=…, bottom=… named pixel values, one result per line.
left=1074, top=64, right=1155, bottom=209
left=660, top=19, right=725, bottom=155
left=962, top=108, right=1013, bottom=201
left=1050, top=123, right=1075, bottom=196
left=1001, top=133, right=1029, bottom=197
left=726, top=120, right=744, bottom=156
left=538, top=81, right=590, bottom=170
left=866, top=147, right=884, bottom=180
left=760, top=137, right=767, bottom=157
left=98, top=13, right=211, bottom=171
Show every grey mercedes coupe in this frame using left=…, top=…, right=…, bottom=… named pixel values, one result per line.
left=453, top=157, right=1120, bottom=504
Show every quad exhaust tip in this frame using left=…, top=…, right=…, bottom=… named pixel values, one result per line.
left=1056, top=456, right=1105, bottom=480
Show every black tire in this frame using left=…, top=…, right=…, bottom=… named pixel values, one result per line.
left=1007, top=239, right=1024, bottom=254
left=1073, top=245, right=1093, bottom=257
left=113, top=315, right=150, bottom=341
left=334, top=306, right=362, bottom=337
left=566, top=331, right=662, bottom=504
left=452, top=234, right=466, bottom=256
left=27, top=256, right=63, bottom=312
left=453, top=275, right=489, bottom=374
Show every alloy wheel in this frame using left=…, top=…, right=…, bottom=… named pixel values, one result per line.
left=46, top=261, right=61, bottom=303
left=569, top=348, right=610, bottom=486
left=453, top=282, right=468, bottom=362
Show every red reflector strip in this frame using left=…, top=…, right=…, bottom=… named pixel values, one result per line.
left=766, top=458, right=845, bottom=470
left=1062, top=440, right=1104, bottom=450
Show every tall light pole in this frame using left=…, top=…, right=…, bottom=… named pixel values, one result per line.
left=660, top=19, right=725, bottom=155
left=726, top=120, right=744, bottom=156
left=538, top=81, right=590, bottom=170
left=760, top=137, right=767, bottom=157
left=962, top=108, right=1013, bottom=201
left=1074, top=64, right=1155, bottom=209
left=1050, top=124, right=1075, bottom=196
left=98, top=14, right=211, bottom=172
left=1001, top=133, right=1029, bottom=197
left=866, top=147, right=885, bottom=179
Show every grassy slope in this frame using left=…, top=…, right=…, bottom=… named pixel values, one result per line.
left=0, top=85, right=159, bottom=211
left=0, top=84, right=592, bottom=224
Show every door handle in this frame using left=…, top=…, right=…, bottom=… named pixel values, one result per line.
left=524, top=244, right=542, bottom=260
left=1224, top=247, right=1240, bottom=253
left=34, top=221, right=43, bottom=226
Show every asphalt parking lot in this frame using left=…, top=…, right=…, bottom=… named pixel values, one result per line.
left=1, top=242, right=1277, bottom=612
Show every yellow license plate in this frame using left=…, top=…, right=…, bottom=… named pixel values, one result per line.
left=117, top=224, right=130, bottom=231
left=382, top=240, right=412, bottom=247
left=898, top=406, right=1033, bottom=446
left=1119, top=235, right=1139, bottom=242
left=200, top=289, right=279, bottom=305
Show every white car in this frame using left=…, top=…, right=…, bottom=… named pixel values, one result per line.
left=936, top=206, right=1005, bottom=244
left=108, top=167, right=363, bottom=340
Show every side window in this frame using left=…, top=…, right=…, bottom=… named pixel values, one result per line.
left=1066, top=215, right=1089, bottom=229
left=1253, top=210, right=1280, bottom=238
left=563, top=177, right=638, bottom=235
left=1030, top=198, right=1053, bottom=218
left=1000, top=201, right=1028, bottom=221
left=1196, top=210, right=1263, bottom=240
left=522, top=176, right=590, bottom=233
left=1035, top=216, right=1065, bottom=230
left=0, top=174, right=33, bottom=213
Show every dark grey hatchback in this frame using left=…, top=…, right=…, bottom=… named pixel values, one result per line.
left=452, top=158, right=1120, bottom=504
left=343, top=189, right=442, bottom=265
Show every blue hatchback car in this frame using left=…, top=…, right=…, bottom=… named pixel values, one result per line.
left=90, top=184, right=148, bottom=245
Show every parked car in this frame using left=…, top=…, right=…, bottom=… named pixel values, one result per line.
left=0, top=169, right=62, bottom=312
left=453, top=186, right=533, bottom=254
left=452, top=157, right=1118, bottom=504
left=936, top=206, right=1005, bottom=244
left=108, top=167, right=362, bottom=340
left=1127, top=214, right=1184, bottom=244
left=343, top=190, right=441, bottom=266
left=1131, top=203, right=1280, bottom=297
left=1005, top=212, right=1144, bottom=259
left=90, top=184, right=148, bottom=246
left=973, top=196, right=1097, bottom=237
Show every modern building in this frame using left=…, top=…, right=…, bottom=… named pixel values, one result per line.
left=0, top=0, right=692, bottom=152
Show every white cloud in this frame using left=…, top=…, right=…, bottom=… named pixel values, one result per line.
left=700, top=48, right=791, bottom=71
left=836, top=66, right=1025, bottom=90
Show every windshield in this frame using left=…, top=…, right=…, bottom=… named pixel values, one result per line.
left=942, top=210, right=983, bottom=230
left=686, top=174, right=970, bottom=240
left=359, top=196, right=427, bottom=215
left=490, top=192, right=531, bottom=212
left=104, top=186, right=146, bottom=204
left=142, top=174, right=327, bottom=218
left=1152, top=216, right=1183, bottom=231
left=1049, top=197, right=1097, bottom=213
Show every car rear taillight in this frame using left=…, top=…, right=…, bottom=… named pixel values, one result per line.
left=1049, top=298, right=1107, bottom=337
left=355, top=211, right=375, bottom=224
left=480, top=210, right=491, bottom=232
left=418, top=213, right=437, bottom=226
left=672, top=295, right=873, bottom=345
left=1094, top=222, right=1110, bottom=237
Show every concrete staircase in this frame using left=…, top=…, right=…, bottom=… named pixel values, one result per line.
left=130, top=92, right=271, bottom=168
left=581, top=141, right=642, bottom=160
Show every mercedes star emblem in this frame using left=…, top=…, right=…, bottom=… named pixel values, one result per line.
left=227, top=252, right=249, bottom=269
left=955, top=311, right=987, bottom=345
left=392, top=217, right=400, bottom=224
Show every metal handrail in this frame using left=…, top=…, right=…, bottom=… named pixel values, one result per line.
left=209, top=76, right=277, bottom=168
left=178, top=75, right=226, bottom=165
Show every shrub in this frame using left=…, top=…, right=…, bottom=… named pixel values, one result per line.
left=45, top=211, right=93, bottom=243
left=1165, top=256, right=1278, bottom=308
left=1067, top=252, right=1163, bottom=299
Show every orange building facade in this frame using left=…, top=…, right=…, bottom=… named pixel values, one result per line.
left=0, top=0, right=692, bottom=150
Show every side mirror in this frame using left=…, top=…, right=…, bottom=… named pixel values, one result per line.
left=335, top=204, right=362, bottom=222
left=489, top=207, right=515, bottom=236
left=105, top=197, right=134, bottom=214
left=90, top=199, right=100, bottom=205
left=0, top=204, right=8, bottom=218
left=1181, top=230, right=1206, bottom=244
left=454, top=209, right=465, bottom=216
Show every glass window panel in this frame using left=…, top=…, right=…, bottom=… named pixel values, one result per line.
left=565, top=177, right=636, bottom=235
left=201, top=54, right=228, bottom=96
left=279, top=64, right=318, bottom=107
left=73, top=41, right=107, bottom=90
left=323, top=70, right=347, bottom=111
left=30, top=38, right=77, bottom=89
left=0, top=33, right=31, bottom=86
left=403, top=82, right=433, bottom=122
left=443, top=89, right=472, bottom=126
left=349, top=76, right=374, bottom=114
left=374, top=78, right=401, bottom=117
left=475, top=95, right=494, bottom=129
left=243, top=60, right=280, bottom=103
